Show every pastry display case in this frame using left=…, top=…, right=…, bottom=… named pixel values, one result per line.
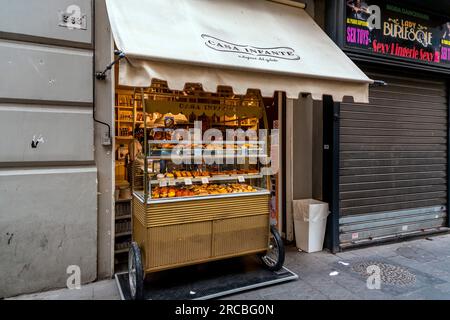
left=128, top=84, right=285, bottom=300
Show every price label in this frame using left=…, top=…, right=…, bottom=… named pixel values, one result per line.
left=159, top=180, right=168, bottom=187
left=201, top=177, right=210, bottom=184
left=168, top=179, right=176, bottom=186
left=184, top=178, right=193, bottom=186
left=238, top=176, right=246, bottom=183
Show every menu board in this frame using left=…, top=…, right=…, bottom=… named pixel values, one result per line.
left=345, top=0, right=450, bottom=66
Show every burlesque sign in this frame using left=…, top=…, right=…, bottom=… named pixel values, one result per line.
left=345, top=0, right=450, bottom=66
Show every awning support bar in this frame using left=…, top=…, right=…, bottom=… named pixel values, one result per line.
left=371, top=80, right=388, bottom=87
left=95, top=50, right=126, bottom=80
left=267, top=0, right=306, bottom=9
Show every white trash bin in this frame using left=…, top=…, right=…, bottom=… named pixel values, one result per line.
left=293, top=199, right=329, bottom=253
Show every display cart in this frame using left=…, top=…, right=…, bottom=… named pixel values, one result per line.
left=128, top=85, right=285, bottom=300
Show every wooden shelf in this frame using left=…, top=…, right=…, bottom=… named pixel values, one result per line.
left=115, top=231, right=131, bottom=238
left=115, top=215, right=131, bottom=220
left=114, top=248, right=130, bottom=254
left=212, top=123, right=256, bottom=127
left=115, top=106, right=134, bottom=110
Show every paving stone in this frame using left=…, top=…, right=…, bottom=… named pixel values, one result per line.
left=434, top=283, right=450, bottom=294
left=285, top=259, right=330, bottom=276
left=366, top=247, right=399, bottom=259
left=247, top=280, right=303, bottom=297
left=314, top=284, right=359, bottom=300
left=295, top=271, right=359, bottom=300
left=92, top=280, right=121, bottom=300
left=259, top=286, right=328, bottom=300
left=10, top=281, right=111, bottom=300
left=385, top=255, right=427, bottom=271
left=419, top=261, right=450, bottom=281
left=352, top=288, right=394, bottom=300
left=396, top=245, right=439, bottom=263
left=396, top=286, right=450, bottom=300
left=335, top=251, right=360, bottom=260
left=331, top=271, right=371, bottom=293
left=221, top=291, right=264, bottom=300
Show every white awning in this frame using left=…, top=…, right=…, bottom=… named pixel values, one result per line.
left=106, top=0, right=372, bottom=102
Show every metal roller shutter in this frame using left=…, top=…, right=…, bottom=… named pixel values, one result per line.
left=339, top=70, right=448, bottom=248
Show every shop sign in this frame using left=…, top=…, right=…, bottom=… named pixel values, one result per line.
left=344, top=0, right=450, bottom=66
left=146, top=100, right=263, bottom=119
left=202, top=34, right=301, bottom=62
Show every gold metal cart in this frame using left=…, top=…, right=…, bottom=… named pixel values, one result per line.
left=128, top=84, right=284, bottom=300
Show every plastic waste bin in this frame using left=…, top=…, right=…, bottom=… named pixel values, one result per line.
left=293, top=199, right=329, bottom=253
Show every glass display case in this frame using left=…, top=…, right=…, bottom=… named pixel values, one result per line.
left=132, top=83, right=272, bottom=204
left=133, top=138, right=270, bottom=203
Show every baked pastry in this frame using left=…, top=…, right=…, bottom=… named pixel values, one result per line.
left=184, top=171, right=192, bottom=178
left=174, top=171, right=183, bottom=179
left=168, top=188, right=176, bottom=197
left=152, top=188, right=160, bottom=198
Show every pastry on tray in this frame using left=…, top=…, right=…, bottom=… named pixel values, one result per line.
left=150, top=182, right=257, bottom=199
left=174, top=171, right=183, bottom=179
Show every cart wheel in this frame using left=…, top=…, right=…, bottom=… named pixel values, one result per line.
left=128, top=242, right=144, bottom=300
left=259, top=226, right=285, bottom=271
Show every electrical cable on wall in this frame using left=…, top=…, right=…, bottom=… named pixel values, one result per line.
left=94, top=50, right=127, bottom=144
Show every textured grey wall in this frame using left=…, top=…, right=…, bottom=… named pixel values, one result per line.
left=0, top=104, right=93, bottom=163
left=0, top=168, right=97, bottom=297
left=0, top=0, right=97, bottom=298
left=293, top=96, right=314, bottom=200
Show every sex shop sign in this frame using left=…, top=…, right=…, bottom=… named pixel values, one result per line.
left=344, top=0, right=450, bottom=67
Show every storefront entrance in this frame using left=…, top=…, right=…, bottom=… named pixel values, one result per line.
left=103, top=0, right=371, bottom=299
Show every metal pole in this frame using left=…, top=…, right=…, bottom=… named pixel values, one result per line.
left=141, top=88, right=148, bottom=203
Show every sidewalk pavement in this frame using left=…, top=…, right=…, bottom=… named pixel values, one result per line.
left=9, top=233, right=450, bottom=300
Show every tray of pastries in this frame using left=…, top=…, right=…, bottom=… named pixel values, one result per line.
left=151, top=183, right=257, bottom=199
left=155, top=169, right=259, bottom=180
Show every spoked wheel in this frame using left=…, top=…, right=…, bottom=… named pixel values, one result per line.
left=259, top=226, right=285, bottom=271
left=128, top=242, right=144, bottom=300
